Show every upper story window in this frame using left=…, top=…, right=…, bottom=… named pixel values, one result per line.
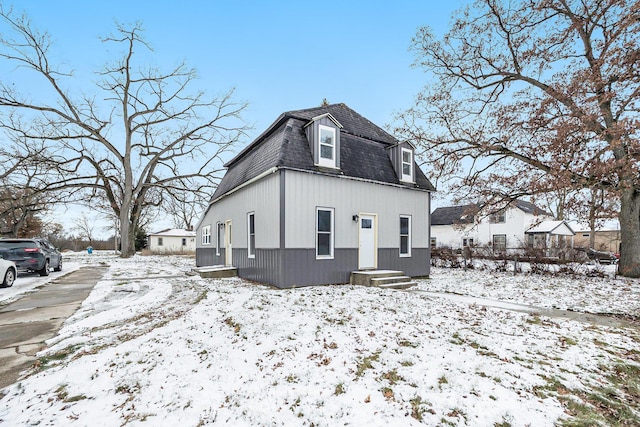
left=401, top=148, right=413, bottom=182
left=318, top=125, right=336, bottom=168
left=491, top=211, right=506, bottom=223
left=202, top=225, right=211, bottom=245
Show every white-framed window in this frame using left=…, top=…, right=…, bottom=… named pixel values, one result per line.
left=400, top=215, right=411, bottom=257
left=247, top=212, right=255, bottom=258
left=318, top=125, right=336, bottom=168
left=181, top=238, right=187, bottom=246
left=491, top=211, right=506, bottom=223
left=316, top=207, right=334, bottom=259
left=158, top=237, right=164, bottom=246
left=201, top=225, right=211, bottom=245
left=216, top=222, right=223, bottom=255
left=493, top=234, right=507, bottom=253
left=401, top=148, right=413, bottom=182
left=463, top=237, right=474, bottom=247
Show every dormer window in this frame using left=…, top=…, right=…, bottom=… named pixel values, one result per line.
left=318, top=125, right=336, bottom=168
left=401, top=147, right=414, bottom=182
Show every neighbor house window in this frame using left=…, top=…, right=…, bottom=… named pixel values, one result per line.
left=401, top=148, right=413, bottom=182
left=491, top=211, right=506, bottom=223
left=158, top=237, right=163, bottom=246
left=247, top=212, right=255, bottom=258
left=493, top=234, right=507, bottom=253
left=182, top=238, right=187, bottom=246
left=318, top=125, right=336, bottom=168
left=400, top=215, right=411, bottom=257
left=316, top=207, right=334, bottom=258
left=216, top=222, right=223, bottom=255
left=202, top=225, right=211, bottom=245
left=430, top=237, right=437, bottom=249
left=463, top=238, right=474, bottom=247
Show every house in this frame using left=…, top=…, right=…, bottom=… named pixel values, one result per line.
left=195, top=103, right=435, bottom=288
left=525, top=220, right=575, bottom=257
left=148, top=229, right=196, bottom=254
left=573, top=228, right=621, bottom=253
left=430, top=201, right=554, bottom=252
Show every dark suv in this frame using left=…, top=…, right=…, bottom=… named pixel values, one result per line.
left=0, top=238, right=62, bottom=276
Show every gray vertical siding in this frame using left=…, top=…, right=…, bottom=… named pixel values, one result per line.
left=284, top=169, right=430, bottom=249
left=197, top=168, right=431, bottom=288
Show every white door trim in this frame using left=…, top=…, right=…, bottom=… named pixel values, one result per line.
left=358, top=213, right=377, bottom=270
left=225, top=220, right=233, bottom=266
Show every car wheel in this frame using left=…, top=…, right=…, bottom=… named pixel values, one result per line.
left=54, top=258, right=62, bottom=272
left=39, top=259, right=50, bottom=276
left=2, top=268, right=15, bottom=287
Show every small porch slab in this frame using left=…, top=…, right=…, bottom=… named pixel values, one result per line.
left=191, top=265, right=238, bottom=279
left=350, top=270, right=417, bottom=289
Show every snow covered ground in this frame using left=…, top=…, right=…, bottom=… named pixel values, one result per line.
left=0, top=252, right=638, bottom=426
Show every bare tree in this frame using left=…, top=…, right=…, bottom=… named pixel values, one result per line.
left=161, top=178, right=211, bottom=230
left=0, top=9, right=248, bottom=257
left=73, top=214, right=96, bottom=247
left=397, top=0, right=640, bottom=276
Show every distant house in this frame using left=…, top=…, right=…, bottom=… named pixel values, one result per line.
left=525, top=220, right=576, bottom=257
left=195, top=103, right=435, bottom=288
left=430, top=201, right=554, bottom=252
left=573, top=228, right=621, bottom=253
left=148, top=229, right=196, bottom=254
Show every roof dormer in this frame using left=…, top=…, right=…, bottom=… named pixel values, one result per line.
left=388, top=141, right=416, bottom=183
left=304, top=113, right=343, bottom=169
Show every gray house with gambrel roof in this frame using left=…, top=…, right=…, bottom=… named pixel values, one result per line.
left=196, top=103, right=435, bottom=288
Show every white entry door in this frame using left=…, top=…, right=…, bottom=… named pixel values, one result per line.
left=225, top=220, right=233, bottom=266
left=358, top=214, right=377, bottom=270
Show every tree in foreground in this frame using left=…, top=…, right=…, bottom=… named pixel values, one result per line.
left=0, top=9, right=247, bottom=256
left=398, top=0, right=640, bottom=276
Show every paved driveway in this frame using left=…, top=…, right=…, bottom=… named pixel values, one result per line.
left=0, top=267, right=106, bottom=392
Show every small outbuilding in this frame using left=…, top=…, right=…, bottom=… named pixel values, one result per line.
left=148, top=229, right=196, bottom=254
left=525, top=220, right=575, bottom=256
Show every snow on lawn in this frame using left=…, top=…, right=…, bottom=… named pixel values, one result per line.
left=1, top=252, right=639, bottom=426
left=420, top=263, right=640, bottom=316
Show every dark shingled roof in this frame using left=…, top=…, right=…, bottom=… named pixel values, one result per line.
left=212, top=103, right=435, bottom=199
left=431, top=200, right=552, bottom=225
left=431, top=204, right=479, bottom=226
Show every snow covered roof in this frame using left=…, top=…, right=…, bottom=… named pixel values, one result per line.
left=526, top=220, right=575, bottom=236
left=149, top=228, right=196, bottom=237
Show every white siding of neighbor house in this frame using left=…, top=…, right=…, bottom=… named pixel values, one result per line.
left=149, top=234, right=196, bottom=253
left=197, top=171, right=280, bottom=250
left=432, top=206, right=553, bottom=249
left=284, top=169, right=430, bottom=249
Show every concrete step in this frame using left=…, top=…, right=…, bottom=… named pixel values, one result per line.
left=378, top=281, right=417, bottom=290
left=350, top=270, right=402, bottom=286
left=192, top=266, right=237, bottom=279
left=370, top=275, right=411, bottom=286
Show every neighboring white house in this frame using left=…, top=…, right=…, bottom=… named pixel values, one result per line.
left=430, top=201, right=555, bottom=252
left=148, top=229, right=196, bottom=254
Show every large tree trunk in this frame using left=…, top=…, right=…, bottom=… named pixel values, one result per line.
left=618, top=187, right=640, bottom=277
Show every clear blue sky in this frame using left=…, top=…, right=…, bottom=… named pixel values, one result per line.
left=6, top=1, right=463, bottom=234
left=12, top=0, right=460, bottom=140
